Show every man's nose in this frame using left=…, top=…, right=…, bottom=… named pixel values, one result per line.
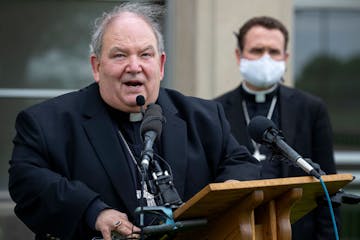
left=126, top=56, right=142, bottom=73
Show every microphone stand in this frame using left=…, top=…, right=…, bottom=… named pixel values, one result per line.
left=317, top=188, right=360, bottom=207
left=303, top=159, right=360, bottom=207
left=138, top=165, right=148, bottom=240
left=137, top=143, right=159, bottom=240
left=133, top=154, right=208, bottom=239
left=132, top=102, right=206, bottom=239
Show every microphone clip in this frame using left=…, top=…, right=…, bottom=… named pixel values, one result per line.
left=262, top=127, right=284, bottom=145
left=147, top=158, right=183, bottom=208
left=317, top=189, right=360, bottom=207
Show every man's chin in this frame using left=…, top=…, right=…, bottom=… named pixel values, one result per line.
left=120, top=98, right=143, bottom=112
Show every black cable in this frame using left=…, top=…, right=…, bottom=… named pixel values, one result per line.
left=153, top=153, right=174, bottom=182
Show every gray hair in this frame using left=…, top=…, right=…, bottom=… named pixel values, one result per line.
left=89, top=2, right=165, bottom=58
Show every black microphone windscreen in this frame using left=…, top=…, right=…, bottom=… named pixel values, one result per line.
left=136, top=95, right=145, bottom=106
left=140, top=104, right=164, bottom=138
left=248, top=116, right=277, bottom=144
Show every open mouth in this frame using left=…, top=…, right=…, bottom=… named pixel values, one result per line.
left=125, top=81, right=143, bottom=87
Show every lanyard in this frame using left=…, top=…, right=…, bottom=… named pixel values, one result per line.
left=242, top=96, right=277, bottom=161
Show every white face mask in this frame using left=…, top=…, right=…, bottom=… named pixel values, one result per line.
left=239, top=54, right=285, bottom=88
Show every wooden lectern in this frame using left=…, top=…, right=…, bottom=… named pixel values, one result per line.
left=173, top=173, right=354, bottom=240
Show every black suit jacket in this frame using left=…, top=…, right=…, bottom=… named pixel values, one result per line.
left=216, top=84, right=338, bottom=240
left=9, top=83, right=260, bottom=239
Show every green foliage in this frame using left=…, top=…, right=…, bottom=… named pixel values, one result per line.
left=296, top=54, right=360, bottom=148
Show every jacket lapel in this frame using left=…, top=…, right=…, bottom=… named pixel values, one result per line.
left=279, top=85, right=297, bottom=147
left=223, top=86, right=253, bottom=151
left=157, top=89, right=187, bottom=199
left=279, top=85, right=298, bottom=177
left=81, top=84, right=138, bottom=214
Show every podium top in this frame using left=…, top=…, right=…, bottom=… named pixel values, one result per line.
left=174, top=174, right=354, bottom=223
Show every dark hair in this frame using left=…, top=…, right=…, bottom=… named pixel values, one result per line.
left=235, top=16, right=289, bottom=52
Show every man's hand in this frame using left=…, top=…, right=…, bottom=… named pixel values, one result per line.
left=95, top=209, right=141, bottom=240
left=224, top=179, right=241, bottom=183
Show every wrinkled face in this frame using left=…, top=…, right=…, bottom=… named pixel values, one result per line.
left=91, top=12, right=166, bottom=112
left=236, top=25, right=288, bottom=63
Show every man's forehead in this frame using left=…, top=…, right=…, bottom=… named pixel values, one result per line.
left=107, top=13, right=152, bottom=33
left=245, top=27, right=284, bottom=46
left=102, top=15, right=157, bottom=46
left=105, top=14, right=156, bottom=40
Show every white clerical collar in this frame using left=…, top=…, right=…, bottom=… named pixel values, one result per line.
left=242, top=82, right=278, bottom=103
left=129, top=112, right=143, bottom=122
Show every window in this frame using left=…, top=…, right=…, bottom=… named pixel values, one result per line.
left=294, top=6, right=360, bottom=150
left=294, top=2, right=360, bottom=238
left=0, top=1, right=126, bottom=191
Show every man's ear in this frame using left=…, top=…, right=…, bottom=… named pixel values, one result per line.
left=235, top=48, right=242, bottom=65
left=284, top=52, right=289, bottom=62
left=159, top=52, right=166, bottom=81
left=90, top=54, right=100, bottom=83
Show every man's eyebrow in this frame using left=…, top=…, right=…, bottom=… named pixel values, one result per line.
left=249, top=47, right=265, bottom=51
left=108, top=45, right=156, bottom=53
left=141, top=45, right=155, bottom=52
left=109, top=46, right=125, bottom=53
left=250, top=46, right=265, bottom=49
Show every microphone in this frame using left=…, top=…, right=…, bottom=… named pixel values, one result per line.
left=139, top=104, right=182, bottom=207
left=248, top=116, right=321, bottom=179
left=139, top=103, right=164, bottom=171
left=136, top=95, right=146, bottom=115
left=136, top=95, right=146, bottom=106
